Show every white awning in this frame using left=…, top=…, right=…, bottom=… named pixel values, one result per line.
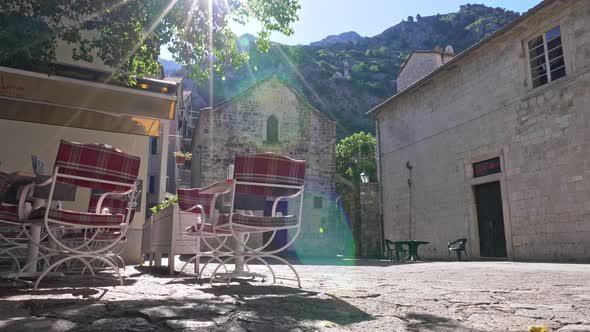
left=0, top=66, right=177, bottom=136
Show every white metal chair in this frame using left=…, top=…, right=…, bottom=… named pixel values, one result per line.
left=21, top=140, right=140, bottom=289
left=210, top=153, right=306, bottom=287
left=0, top=172, right=29, bottom=274
left=176, top=186, right=235, bottom=279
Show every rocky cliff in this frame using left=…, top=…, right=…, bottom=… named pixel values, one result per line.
left=163, top=4, right=519, bottom=137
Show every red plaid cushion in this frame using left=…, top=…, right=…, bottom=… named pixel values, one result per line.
left=88, top=194, right=135, bottom=222
left=55, top=140, right=140, bottom=192
left=177, top=188, right=214, bottom=214
left=0, top=204, right=19, bottom=222
left=62, top=231, right=127, bottom=241
left=30, top=207, right=124, bottom=226
left=234, top=153, right=305, bottom=196
left=217, top=213, right=297, bottom=229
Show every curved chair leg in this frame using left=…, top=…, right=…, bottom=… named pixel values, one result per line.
left=209, top=256, right=236, bottom=287
left=34, top=255, right=122, bottom=290
left=243, top=256, right=276, bottom=284
left=15, top=252, right=60, bottom=279
left=196, top=256, right=230, bottom=280
left=264, top=255, right=301, bottom=288
left=0, top=246, right=26, bottom=273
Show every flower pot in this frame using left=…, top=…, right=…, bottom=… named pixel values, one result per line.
left=175, top=156, right=187, bottom=165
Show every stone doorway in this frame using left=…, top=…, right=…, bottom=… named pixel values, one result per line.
left=474, top=181, right=507, bottom=258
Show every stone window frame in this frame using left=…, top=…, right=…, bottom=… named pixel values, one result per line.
left=265, top=114, right=279, bottom=143
left=523, top=21, right=568, bottom=90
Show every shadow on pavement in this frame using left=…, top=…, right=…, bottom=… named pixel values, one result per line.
left=403, top=312, right=483, bottom=332
left=0, top=284, right=374, bottom=330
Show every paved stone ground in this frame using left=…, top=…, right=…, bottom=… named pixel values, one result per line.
left=1, top=260, right=589, bottom=331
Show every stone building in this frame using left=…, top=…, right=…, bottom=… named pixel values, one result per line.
left=190, top=75, right=338, bottom=256
left=369, top=0, right=590, bottom=261
left=396, top=47, right=455, bottom=92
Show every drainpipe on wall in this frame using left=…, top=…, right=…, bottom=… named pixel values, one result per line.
left=375, top=118, right=385, bottom=257
left=407, top=160, right=413, bottom=240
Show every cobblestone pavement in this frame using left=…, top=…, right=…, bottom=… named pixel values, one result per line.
left=1, top=260, right=589, bottom=331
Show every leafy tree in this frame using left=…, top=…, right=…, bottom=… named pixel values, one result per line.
left=369, top=64, right=380, bottom=72
left=351, top=61, right=366, bottom=73
left=336, top=132, right=376, bottom=184
left=0, top=0, right=300, bottom=83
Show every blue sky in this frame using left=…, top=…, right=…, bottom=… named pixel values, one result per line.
left=160, top=0, right=541, bottom=60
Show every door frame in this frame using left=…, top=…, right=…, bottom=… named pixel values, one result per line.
left=465, top=151, right=514, bottom=260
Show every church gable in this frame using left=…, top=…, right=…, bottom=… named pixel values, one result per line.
left=210, top=76, right=324, bottom=149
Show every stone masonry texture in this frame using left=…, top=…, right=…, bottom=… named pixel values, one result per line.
left=360, top=183, right=382, bottom=257
left=375, top=0, right=590, bottom=261
left=190, top=76, right=338, bottom=256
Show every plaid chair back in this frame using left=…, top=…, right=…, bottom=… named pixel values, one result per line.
left=234, top=153, right=306, bottom=197
left=55, top=140, right=140, bottom=192
left=88, top=193, right=136, bottom=222
left=177, top=188, right=214, bottom=214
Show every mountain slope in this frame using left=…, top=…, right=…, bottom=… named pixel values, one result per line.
left=310, top=31, right=364, bottom=47
left=165, top=4, right=519, bottom=137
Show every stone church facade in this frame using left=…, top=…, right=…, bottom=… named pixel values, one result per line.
left=190, top=76, right=338, bottom=256
left=370, top=0, right=590, bottom=261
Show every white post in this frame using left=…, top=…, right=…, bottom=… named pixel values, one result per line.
left=158, top=121, right=170, bottom=202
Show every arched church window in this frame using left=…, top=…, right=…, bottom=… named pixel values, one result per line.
left=266, top=115, right=279, bottom=143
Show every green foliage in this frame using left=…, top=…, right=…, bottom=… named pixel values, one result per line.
left=336, top=132, right=377, bottom=183
left=369, top=64, right=380, bottom=72
left=0, top=0, right=300, bottom=84
left=317, top=49, right=333, bottom=58
left=150, top=195, right=178, bottom=215
left=351, top=62, right=366, bottom=73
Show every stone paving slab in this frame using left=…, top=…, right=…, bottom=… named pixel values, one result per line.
left=0, top=260, right=589, bottom=331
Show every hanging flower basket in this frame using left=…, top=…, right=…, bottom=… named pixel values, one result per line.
left=175, top=156, right=187, bottom=165
left=174, top=152, right=192, bottom=166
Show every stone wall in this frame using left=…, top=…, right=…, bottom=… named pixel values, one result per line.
left=376, top=0, right=590, bottom=261
left=190, top=76, right=339, bottom=257
left=360, top=183, right=382, bottom=258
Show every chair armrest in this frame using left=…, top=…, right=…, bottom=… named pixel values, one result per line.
left=200, top=181, right=233, bottom=195
left=271, top=190, right=303, bottom=216
left=95, top=189, right=133, bottom=213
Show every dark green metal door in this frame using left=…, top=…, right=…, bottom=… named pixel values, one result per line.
left=474, top=181, right=507, bottom=258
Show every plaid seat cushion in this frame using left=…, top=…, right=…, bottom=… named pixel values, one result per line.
left=218, top=213, right=297, bottom=229
left=55, top=140, right=140, bottom=192
left=234, top=153, right=305, bottom=197
left=177, top=188, right=214, bottom=214
left=30, top=207, right=124, bottom=226
left=62, top=231, right=127, bottom=242
left=0, top=204, right=19, bottom=222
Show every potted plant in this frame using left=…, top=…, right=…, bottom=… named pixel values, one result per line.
left=174, top=151, right=192, bottom=165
